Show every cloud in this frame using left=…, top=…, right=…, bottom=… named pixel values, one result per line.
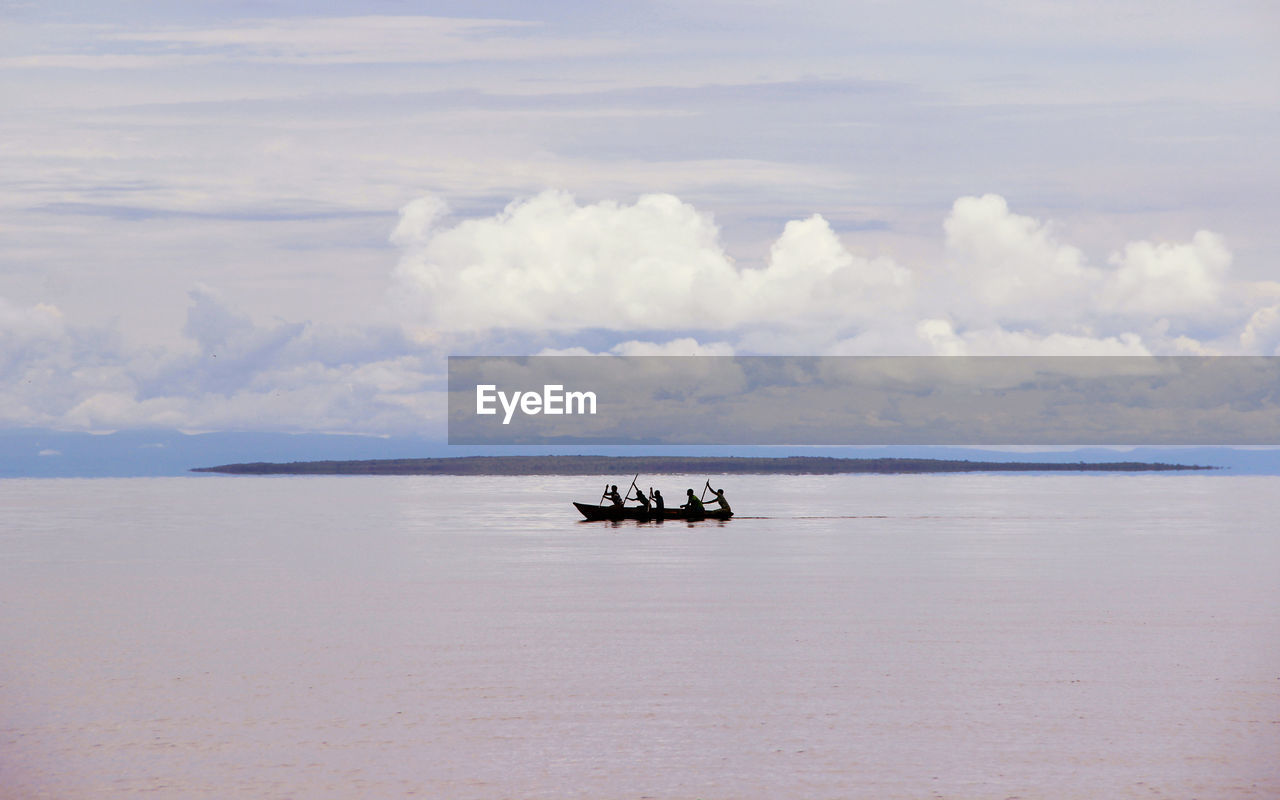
left=1240, top=305, right=1280, bottom=355
left=1, top=191, right=1273, bottom=436
left=933, top=198, right=1246, bottom=346
left=742, top=214, right=910, bottom=323
left=0, top=297, right=65, bottom=341
left=0, top=297, right=88, bottom=428
left=391, top=196, right=450, bottom=248
left=940, top=194, right=1099, bottom=329
left=538, top=338, right=735, bottom=357
left=183, top=284, right=258, bottom=352
left=391, top=189, right=911, bottom=334
left=1101, top=231, right=1231, bottom=317
left=392, top=191, right=739, bottom=331
left=914, top=319, right=1150, bottom=356
left=3, top=16, right=627, bottom=69
left=609, top=338, right=736, bottom=357
left=0, top=290, right=446, bottom=434
left=392, top=189, right=1268, bottom=359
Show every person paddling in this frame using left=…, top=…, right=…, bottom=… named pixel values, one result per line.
left=606, top=484, right=624, bottom=507
left=681, top=489, right=704, bottom=513
left=629, top=485, right=652, bottom=514
left=650, top=488, right=665, bottom=514
left=706, top=486, right=731, bottom=514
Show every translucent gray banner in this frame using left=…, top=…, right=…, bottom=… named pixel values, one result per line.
left=447, top=356, right=1280, bottom=445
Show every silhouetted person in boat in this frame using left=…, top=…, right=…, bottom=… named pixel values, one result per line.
left=606, top=485, right=623, bottom=507
left=650, top=488, right=665, bottom=514
left=629, top=486, right=651, bottom=514
left=681, top=489, right=705, bottom=513
left=706, top=486, right=731, bottom=514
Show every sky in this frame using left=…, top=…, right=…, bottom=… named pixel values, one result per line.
left=2, top=0, right=1279, bottom=438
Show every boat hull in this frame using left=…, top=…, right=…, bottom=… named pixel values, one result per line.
left=573, top=502, right=733, bottom=521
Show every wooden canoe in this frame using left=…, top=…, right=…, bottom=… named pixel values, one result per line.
left=573, top=502, right=733, bottom=521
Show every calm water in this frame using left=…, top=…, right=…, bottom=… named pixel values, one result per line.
left=1, top=473, right=1278, bottom=799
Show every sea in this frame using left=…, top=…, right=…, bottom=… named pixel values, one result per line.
left=1, top=473, right=1277, bottom=799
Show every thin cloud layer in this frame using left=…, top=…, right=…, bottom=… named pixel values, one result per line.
left=4, top=16, right=624, bottom=69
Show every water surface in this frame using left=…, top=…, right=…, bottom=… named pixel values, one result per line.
left=2, top=474, right=1277, bottom=798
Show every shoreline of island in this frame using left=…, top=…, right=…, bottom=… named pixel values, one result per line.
left=191, top=455, right=1216, bottom=476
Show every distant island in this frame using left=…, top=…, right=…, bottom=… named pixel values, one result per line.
left=192, top=455, right=1214, bottom=475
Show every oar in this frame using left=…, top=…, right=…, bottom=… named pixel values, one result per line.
left=598, top=483, right=609, bottom=505
left=699, top=478, right=711, bottom=502
left=625, top=474, right=639, bottom=503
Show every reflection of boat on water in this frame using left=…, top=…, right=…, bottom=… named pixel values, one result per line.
left=573, top=502, right=733, bottom=522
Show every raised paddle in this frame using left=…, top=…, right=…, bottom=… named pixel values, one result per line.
left=601, top=476, right=639, bottom=507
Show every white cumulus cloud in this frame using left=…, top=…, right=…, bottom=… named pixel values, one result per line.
left=391, top=189, right=912, bottom=334
left=391, top=189, right=1268, bottom=358
left=393, top=190, right=741, bottom=331
left=1101, top=230, right=1231, bottom=317
left=1240, top=305, right=1280, bottom=355
left=940, top=193, right=1099, bottom=329
left=1, top=190, right=1273, bottom=435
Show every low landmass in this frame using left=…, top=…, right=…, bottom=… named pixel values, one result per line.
left=192, top=455, right=1214, bottom=475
